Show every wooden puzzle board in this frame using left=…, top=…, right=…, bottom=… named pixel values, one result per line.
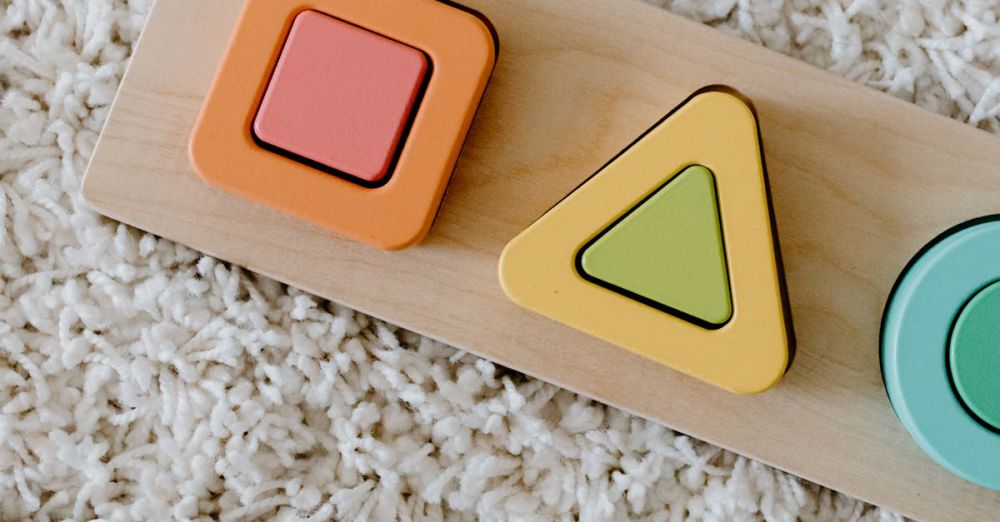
left=82, top=0, right=1000, bottom=519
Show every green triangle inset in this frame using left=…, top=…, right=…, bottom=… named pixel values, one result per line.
left=578, top=165, right=733, bottom=326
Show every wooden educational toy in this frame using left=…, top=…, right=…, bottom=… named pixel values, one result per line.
left=881, top=216, right=1000, bottom=491
left=499, top=88, right=792, bottom=394
left=82, top=0, right=1000, bottom=518
left=189, top=0, right=496, bottom=249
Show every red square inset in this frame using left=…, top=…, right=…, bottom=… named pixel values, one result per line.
left=253, top=10, right=428, bottom=184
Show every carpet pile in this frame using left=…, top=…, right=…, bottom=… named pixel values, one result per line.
left=2, top=0, right=997, bottom=519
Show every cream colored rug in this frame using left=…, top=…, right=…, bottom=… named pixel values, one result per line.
left=2, top=0, right=997, bottom=519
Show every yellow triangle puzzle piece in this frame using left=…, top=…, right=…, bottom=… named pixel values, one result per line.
left=499, top=87, right=793, bottom=394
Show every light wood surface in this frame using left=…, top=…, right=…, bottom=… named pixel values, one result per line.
left=82, top=0, right=1000, bottom=519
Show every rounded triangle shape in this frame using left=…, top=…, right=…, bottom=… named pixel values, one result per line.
left=578, top=165, right=733, bottom=327
left=499, top=87, right=793, bottom=394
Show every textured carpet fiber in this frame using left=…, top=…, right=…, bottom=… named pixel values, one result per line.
left=2, top=0, right=998, bottom=520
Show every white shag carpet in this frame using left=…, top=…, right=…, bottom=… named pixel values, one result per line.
left=1, top=0, right=998, bottom=519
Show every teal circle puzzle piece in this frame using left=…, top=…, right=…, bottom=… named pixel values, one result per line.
left=881, top=217, right=1000, bottom=491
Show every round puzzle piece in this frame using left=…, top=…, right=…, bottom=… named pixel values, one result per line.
left=949, top=280, right=1000, bottom=431
left=881, top=217, right=1000, bottom=491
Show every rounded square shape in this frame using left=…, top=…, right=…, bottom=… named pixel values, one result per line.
left=254, top=10, right=428, bottom=184
left=190, top=0, right=496, bottom=249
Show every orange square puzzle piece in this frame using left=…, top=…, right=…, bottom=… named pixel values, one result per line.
left=190, top=0, right=497, bottom=249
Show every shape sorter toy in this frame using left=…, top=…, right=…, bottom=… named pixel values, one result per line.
left=499, top=87, right=792, bottom=394
left=189, top=0, right=496, bottom=250
left=82, top=0, right=1000, bottom=516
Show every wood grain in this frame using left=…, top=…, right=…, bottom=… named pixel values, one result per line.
left=82, top=0, right=1000, bottom=519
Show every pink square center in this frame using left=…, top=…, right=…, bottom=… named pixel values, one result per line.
left=253, top=10, right=428, bottom=184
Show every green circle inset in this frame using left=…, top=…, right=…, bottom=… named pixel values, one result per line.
left=950, top=280, right=1000, bottom=431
